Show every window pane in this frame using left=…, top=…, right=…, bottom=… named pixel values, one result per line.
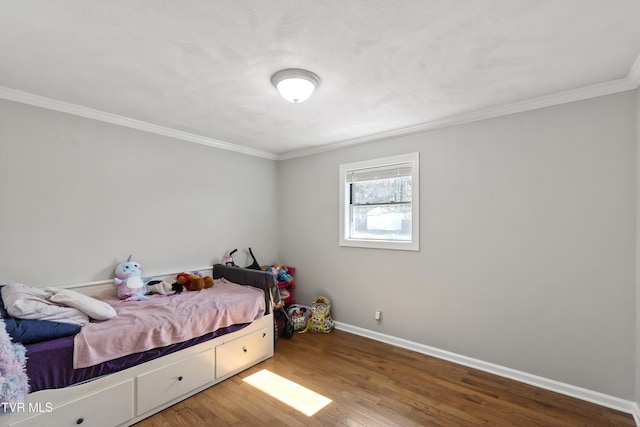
left=339, top=152, right=419, bottom=251
left=353, top=176, right=412, bottom=205
left=351, top=204, right=412, bottom=241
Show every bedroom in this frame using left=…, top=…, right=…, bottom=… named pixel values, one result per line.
left=1, top=1, right=640, bottom=425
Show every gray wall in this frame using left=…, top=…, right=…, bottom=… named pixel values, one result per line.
left=0, top=99, right=279, bottom=286
left=1, top=90, right=638, bottom=401
left=278, top=91, right=637, bottom=399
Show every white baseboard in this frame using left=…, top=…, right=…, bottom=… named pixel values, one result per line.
left=334, top=321, right=639, bottom=424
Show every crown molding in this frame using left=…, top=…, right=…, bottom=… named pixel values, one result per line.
left=2, top=52, right=639, bottom=164
left=0, top=86, right=278, bottom=161
left=278, top=74, right=639, bottom=160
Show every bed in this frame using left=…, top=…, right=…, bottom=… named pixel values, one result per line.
left=1, top=264, right=279, bottom=427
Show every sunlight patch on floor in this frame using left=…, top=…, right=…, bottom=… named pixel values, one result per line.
left=243, top=369, right=332, bottom=416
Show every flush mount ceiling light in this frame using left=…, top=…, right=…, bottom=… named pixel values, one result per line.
left=271, top=68, right=321, bottom=103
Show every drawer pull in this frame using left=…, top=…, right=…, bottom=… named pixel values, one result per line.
left=76, top=418, right=84, bottom=425
left=262, top=332, right=266, bottom=338
left=178, top=376, right=183, bottom=381
left=242, top=346, right=247, bottom=353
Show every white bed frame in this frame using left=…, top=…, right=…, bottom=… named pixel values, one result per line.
left=1, top=269, right=275, bottom=427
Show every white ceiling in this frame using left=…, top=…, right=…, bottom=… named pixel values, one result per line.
left=1, top=1, right=640, bottom=159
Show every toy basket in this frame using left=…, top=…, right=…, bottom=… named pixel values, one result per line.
left=288, top=304, right=311, bottom=331
left=301, top=296, right=334, bottom=333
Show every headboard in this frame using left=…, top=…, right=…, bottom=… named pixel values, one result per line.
left=212, top=264, right=280, bottom=314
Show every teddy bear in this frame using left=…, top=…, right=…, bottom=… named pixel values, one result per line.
left=175, top=272, right=215, bottom=292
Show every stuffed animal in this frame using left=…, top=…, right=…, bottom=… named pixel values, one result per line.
left=175, top=272, right=191, bottom=291
left=175, top=272, right=215, bottom=291
left=271, top=263, right=293, bottom=283
left=146, top=277, right=178, bottom=295
left=203, top=276, right=215, bottom=289
left=114, top=255, right=148, bottom=301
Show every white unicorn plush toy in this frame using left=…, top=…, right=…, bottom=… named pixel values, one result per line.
left=114, top=255, right=148, bottom=301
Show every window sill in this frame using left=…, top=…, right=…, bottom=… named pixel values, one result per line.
left=339, top=238, right=419, bottom=251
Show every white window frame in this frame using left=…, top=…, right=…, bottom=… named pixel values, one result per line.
left=339, top=152, right=419, bottom=251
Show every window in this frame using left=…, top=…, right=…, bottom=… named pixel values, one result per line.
left=339, top=152, right=419, bottom=251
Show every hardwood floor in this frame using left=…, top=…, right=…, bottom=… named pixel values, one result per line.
left=135, top=329, right=635, bottom=426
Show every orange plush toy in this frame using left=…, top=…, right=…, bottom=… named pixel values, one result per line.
left=175, top=272, right=191, bottom=291
left=203, top=276, right=214, bottom=289
left=176, top=272, right=215, bottom=291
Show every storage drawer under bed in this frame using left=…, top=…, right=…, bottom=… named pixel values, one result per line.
left=9, top=379, right=134, bottom=427
left=136, top=348, right=215, bottom=416
left=215, top=327, right=271, bottom=378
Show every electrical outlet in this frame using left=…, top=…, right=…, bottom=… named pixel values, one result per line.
left=375, top=310, right=382, bottom=321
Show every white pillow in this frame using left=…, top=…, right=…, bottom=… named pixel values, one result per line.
left=48, top=287, right=117, bottom=321
left=1, top=283, right=89, bottom=326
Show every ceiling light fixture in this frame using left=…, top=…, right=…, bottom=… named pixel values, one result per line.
left=271, top=68, right=320, bottom=103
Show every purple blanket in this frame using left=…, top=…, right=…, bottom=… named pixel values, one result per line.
left=26, top=324, right=247, bottom=393
left=74, top=279, right=265, bottom=368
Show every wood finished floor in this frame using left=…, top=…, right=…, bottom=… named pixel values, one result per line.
left=135, top=329, right=635, bottom=426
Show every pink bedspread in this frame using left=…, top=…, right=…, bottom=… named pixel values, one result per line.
left=73, top=279, right=265, bottom=368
